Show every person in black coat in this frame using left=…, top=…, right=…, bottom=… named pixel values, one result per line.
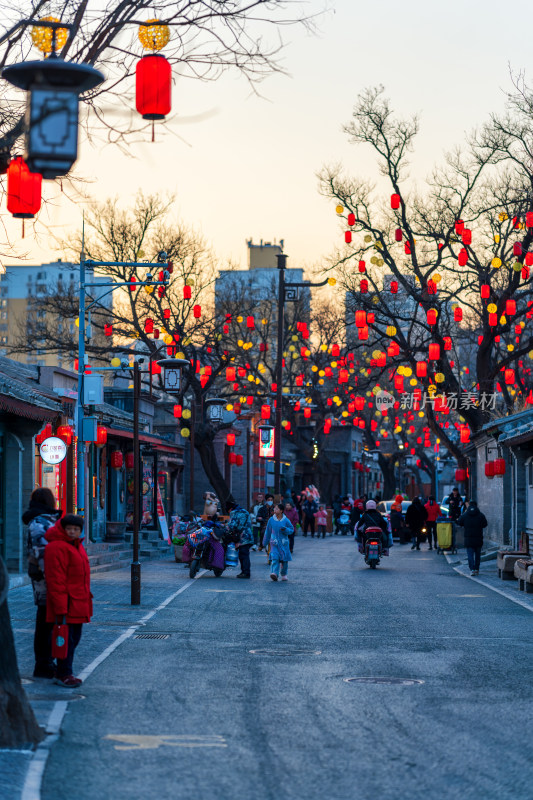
left=447, top=487, right=464, bottom=521
left=457, top=500, right=487, bottom=575
left=356, top=501, right=388, bottom=550
left=405, top=497, right=428, bottom=550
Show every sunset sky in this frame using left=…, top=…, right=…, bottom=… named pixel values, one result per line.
left=4, top=0, right=532, bottom=274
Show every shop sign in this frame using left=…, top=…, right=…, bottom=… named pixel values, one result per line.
left=40, top=436, right=67, bottom=464
left=258, top=426, right=275, bottom=459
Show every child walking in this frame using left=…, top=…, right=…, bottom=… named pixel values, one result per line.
left=314, top=504, right=328, bottom=538
left=262, top=503, right=293, bottom=582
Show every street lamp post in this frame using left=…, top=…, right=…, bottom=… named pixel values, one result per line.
left=274, top=253, right=334, bottom=496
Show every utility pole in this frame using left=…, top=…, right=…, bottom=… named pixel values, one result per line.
left=274, top=253, right=286, bottom=496
left=131, top=361, right=141, bottom=605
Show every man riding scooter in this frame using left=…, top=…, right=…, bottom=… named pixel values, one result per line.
left=356, top=500, right=389, bottom=552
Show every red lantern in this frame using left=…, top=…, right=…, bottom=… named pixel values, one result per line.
left=416, top=360, right=427, bottom=377
left=347, top=212, right=356, bottom=225
left=261, top=405, right=271, bottom=420
left=225, top=367, right=236, bottom=382
left=110, top=451, right=123, bottom=470
left=226, top=433, right=235, bottom=446
left=513, top=242, right=522, bottom=256
left=504, top=368, right=515, bottom=385
left=129, top=275, right=137, bottom=292
left=460, top=425, right=470, bottom=443
left=173, top=404, right=182, bottom=418
left=193, top=305, right=201, bottom=318
left=358, top=326, right=368, bottom=341
left=126, top=452, right=135, bottom=469
left=428, top=343, right=440, bottom=360
left=332, top=344, right=340, bottom=357
left=455, top=219, right=464, bottom=235
left=96, top=426, right=107, bottom=446
left=360, top=279, right=368, bottom=294
left=455, top=468, right=466, bottom=481
left=488, top=313, right=497, bottom=326
left=458, top=248, right=468, bottom=266
left=390, top=281, right=398, bottom=293
left=395, top=228, right=402, bottom=242
left=7, top=157, right=42, bottom=218
left=494, top=458, right=506, bottom=475
left=485, top=461, right=495, bottom=478
left=144, top=318, right=154, bottom=333
left=527, top=212, right=533, bottom=228
left=462, top=229, right=472, bottom=245
left=505, top=299, right=516, bottom=315
left=427, top=308, right=437, bottom=326
left=376, top=352, right=386, bottom=367
left=136, top=54, right=171, bottom=120
left=104, top=323, right=113, bottom=337
left=228, top=452, right=237, bottom=465
left=480, top=284, right=490, bottom=299
left=391, top=193, right=401, bottom=209
left=344, top=231, right=352, bottom=244
left=404, top=242, right=411, bottom=255
left=235, top=454, right=243, bottom=467
left=163, top=308, right=171, bottom=319
left=355, top=310, right=366, bottom=327
left=183, top=285, right=191, bottom=299
left=454, top=307, right=463, bottom=322
left=443, top=336, right=452, bottom=351
left=303, top=407, right=312, bottom=419
left=358, top=260, right=366, bottom=273
left=56, top=425, right=73, bottom=445
left=246, top=316, right=255, bottom=329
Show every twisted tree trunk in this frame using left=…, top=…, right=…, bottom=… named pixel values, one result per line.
left=0, top=557, right=44, bottom=747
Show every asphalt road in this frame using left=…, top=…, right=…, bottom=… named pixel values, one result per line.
left=42, top=537, right=533, bottom=800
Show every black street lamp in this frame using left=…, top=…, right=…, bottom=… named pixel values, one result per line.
left=2, top=20, right=104, bottom=178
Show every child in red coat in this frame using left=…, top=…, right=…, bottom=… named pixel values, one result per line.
left=44, top=514, right=91, bottom=687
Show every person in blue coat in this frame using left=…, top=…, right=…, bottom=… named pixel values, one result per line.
left=261, top=502, right=293, bottom=582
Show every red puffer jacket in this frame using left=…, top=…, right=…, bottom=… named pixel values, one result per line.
left=44, top=519, right=92, bottom=624
left=424, top=501, right=441, bottom=522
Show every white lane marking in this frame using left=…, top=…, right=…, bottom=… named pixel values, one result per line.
left=453, top=567, right=533, bottom=613
left=21, top=572, right=206, bottom=800
left=104, top=734, right=227, bottom=750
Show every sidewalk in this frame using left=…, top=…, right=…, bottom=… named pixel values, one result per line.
left=2, top=556, right=192, bottom=800
left=445, top=549, right=533, bottom=613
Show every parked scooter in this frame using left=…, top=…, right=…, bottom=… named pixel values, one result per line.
left=337, top=507, right=353, bottom=536
left=185, top=521, right=229, bottom=579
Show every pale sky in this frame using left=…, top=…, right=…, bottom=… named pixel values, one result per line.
left=4, top=0, right=532, bottom=274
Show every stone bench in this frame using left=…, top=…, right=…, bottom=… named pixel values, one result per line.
left=497, top=551, right=528, bottom=581
left=514, top=559, right=533, bottom=593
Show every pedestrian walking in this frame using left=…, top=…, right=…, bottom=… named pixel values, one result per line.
left=389, top=495, right=404, bottom=542
left=262, top=503, right=293, bottom=581
left=314, top=504, right=328, bottom=538
left=457, top=500, right=487, bottom=575
left=43, top=514, right=91, bottom=688
left=250, top=492, right=265, bottom=551
left=301, top=495, right=318, bottom=537
left=284, top=502, right=299, bottom=553
left=22, top=487, right=62, bottom=678
left=447, top=487, right=464, bottom=521
left=405, top=497, right=428, bottom=550
left=424, top=496, right=440, bottom=550
left=227, top=500, right=254, bottom=579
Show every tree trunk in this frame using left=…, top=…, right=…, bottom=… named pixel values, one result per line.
left=195, top=423, right=234, bottom=513
left=0, top=557, right=44, bottom=747
left=377, top=454, right=396, bottom=499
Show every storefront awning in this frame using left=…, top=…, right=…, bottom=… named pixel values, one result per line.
left=105, top=426, right=183, bottom=456
left=0, top=395, right=59, bottom=421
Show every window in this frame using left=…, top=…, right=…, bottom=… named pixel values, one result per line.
left=0, top=336, right=8, bottom=344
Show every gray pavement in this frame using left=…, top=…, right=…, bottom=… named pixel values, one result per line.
left=5, top=537, right=533, bottom=800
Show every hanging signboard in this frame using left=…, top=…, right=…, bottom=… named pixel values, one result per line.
left=39, top=436, right=67, bottom=465
left=156, top=482, right=169, bottom=542
left=258, top=425, right=275, bottom=459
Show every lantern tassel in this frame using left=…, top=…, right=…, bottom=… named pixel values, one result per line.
left=152, top=121, right=155, bottom=143
left=22, top=219, right=25, bottom=239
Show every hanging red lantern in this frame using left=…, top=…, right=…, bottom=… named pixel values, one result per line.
left=358, top=326, right=368, bottom=341
left=56, top=425, right=73, bottom=445
left=104, top=323, right=113, bottom=337
left=458, top=248, right=468, bottom=266
left=427, top=308, right=437, bottom=326
left=443, top=336, right=452, bottom=351
left=331, top=344, right=340, bottom=357
left=395, top=228, right=402, bottom=242
left=228, top=452, right=237, bottom=466
left=460, top=425, right=470, bottom=443
left=360, top=279, right=368, bottom=293
left=129, top=275, right=137, bottom=292
left=455, top=219, right=464, bottom=235
left=504, top=368, right=515, bottom=385
left=7, top=157, right=42, bottom=218
left=485, top=461, right=495, bottom=478
left=226, top=433, right=235, bottom=446
left=416, top=360, right=427, bottom=377
left=225, top=367, right=236, bottom=382
left=110, top=451, right=123, bottom=469
left=493, top=458, right=506, bottom=475
left=390, top=281, right=398, bottom=294
left=505, top=299, right=516, bottom=315
left=391, top=193, right=401, bottom=209
left=347, top=212, right=356, bottom=226
left=136, top=54, right=171, bottom=120
left=480, top=284, right=490, bottom=299
left=355, top=310, right=366, bottom=327
left=125, top=452, right=135, bottom=470
left=235, top=454, right=243, bottom=467
left=527, top=212, right=533, bottom=228
left=183, top=286, right=192, bottom=300
left=144, top=318, right=154, bottom=333
left=404, top=242, right=411, bottom=255
left=344, top=231, right=352, bottom=244
left=261, top=405, right=271, bottom=420
left=488, top=313, right=497, bottom=326
left=173, top=404, right=182, bottom=418
left=358, top=260, right=366, bottom=273
left=513, top=242, right=522, bottom=256
left=376, top=352, right=386, bottom=367
left=303, top=407, right=312, bottom=419
left=462, top=229, right=472, bottom=245
left=246, top=316, right=255, bottom=329
left=96, top=426, right=107, bottom=446
left=454, top=307, right=463, bottom=322
left=428, top=343, right=440, bottom=360
left=193, top=305, right=201, bottom=318
left=455, top=468, right=466, bottom=481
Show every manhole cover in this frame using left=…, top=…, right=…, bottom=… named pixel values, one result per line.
left=249, top=648, right=322, bottom=656
left=28, top=693, right=85, bottom=701
left=134, top=633, right=171, bottom=640
left=343, top=677, right=424, bottom=686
